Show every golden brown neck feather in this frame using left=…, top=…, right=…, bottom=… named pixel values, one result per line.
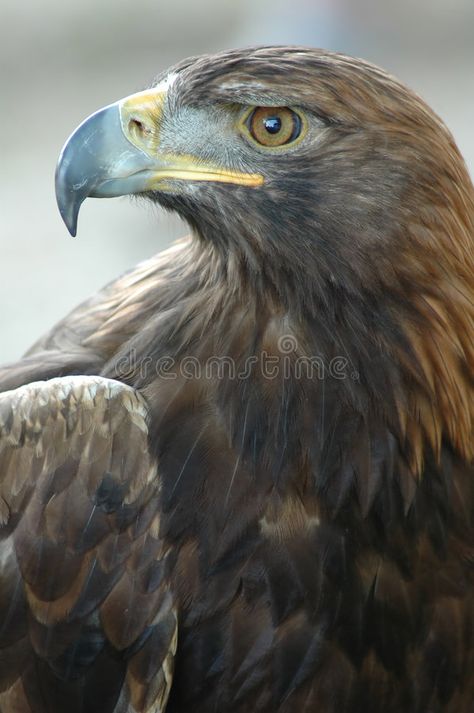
left=390, top=130, right=474, bottom=470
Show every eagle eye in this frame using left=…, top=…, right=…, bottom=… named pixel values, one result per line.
left=242, top=107, right=305, bottom=148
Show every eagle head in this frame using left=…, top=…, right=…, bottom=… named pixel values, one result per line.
left=56, top=47, right=473, bottom=296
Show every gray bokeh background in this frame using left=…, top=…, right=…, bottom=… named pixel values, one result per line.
left=1, top=0, right=473, bottom=363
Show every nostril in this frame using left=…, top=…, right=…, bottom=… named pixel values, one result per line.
left=128, top=117, right=152, bottom=137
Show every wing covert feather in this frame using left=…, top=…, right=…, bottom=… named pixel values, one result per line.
left=0, top=376, right=176, bottom=713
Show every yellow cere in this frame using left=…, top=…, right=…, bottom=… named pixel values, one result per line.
left=119, top=89, right=167, bottom=155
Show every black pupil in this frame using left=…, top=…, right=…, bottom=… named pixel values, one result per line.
left=263, top=116, right=282, bottom=134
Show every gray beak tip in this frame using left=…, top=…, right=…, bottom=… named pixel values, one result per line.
left=66, top=221, right=78, bottom=238
left=55, top=161, right=81, bottom=237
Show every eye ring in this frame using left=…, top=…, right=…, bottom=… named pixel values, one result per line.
left=241, top=106, right=307, bottom=149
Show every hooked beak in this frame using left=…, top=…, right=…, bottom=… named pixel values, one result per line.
left=55, top=88, right=263, bottom=236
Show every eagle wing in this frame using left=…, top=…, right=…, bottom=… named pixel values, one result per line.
left=0, top=376, right=177, bottom=713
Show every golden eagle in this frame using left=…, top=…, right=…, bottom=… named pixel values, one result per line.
left=0, top=46, right=473, bottom=712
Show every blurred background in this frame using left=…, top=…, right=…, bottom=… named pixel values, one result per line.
left=1, top=0, right=473, bottom=362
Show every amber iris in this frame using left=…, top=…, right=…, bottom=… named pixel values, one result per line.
left=246, top=107, right=302, bottom=147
